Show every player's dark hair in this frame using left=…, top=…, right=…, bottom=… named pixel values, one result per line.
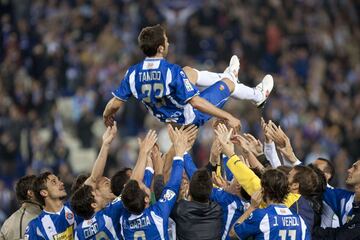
left=70, top=184, right=95, bottom=219
left=111, top=170, right=130, bottom=196
left=189, top=168, right=212, bottom=203
left=307, top=164, right=327, bottom=226
left=15, top=175, right=37, bottom=203
left=122, top=180, right=146, bottom=214
left=261, top=169, right=289, bottom=203
left=317, top=158, right=335, bottom=180
left=70, top=173, right=89, bottom=195
left=138, top=24, right=166, bottom=57
left=33, top=171, right=53, bottom=206
left=292, top=166, right=318, bottom=196
left=277, top=165, right=292, bottom=176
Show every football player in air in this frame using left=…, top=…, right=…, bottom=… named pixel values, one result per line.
left=103, top=24, right=273, bottom=130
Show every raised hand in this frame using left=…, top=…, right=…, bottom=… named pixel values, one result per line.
left=226, top=115, right=241, bottom=134
left=168, top=125, right=188, bottom=157
left=266, top=120, right=286, bottom=148
left=138, top=130, right=158, bottom=155
left=210, top=138, right=222, bottom=166
left=102, top=121, right=118, bottom=145
left=151, top=143, right=163, bottom=174
left=231, top=134, right=251, bottom=156
left=212, top=172, right=229, bottom=189
left=183, top=125, right=199, bottom=151
left=214, top=123, right=235, bottom=157
left=243, top=133, right=263, bottom=157
left=261, top=118, right=272, bottom=143
left=103, top=114, right=115, bottom=128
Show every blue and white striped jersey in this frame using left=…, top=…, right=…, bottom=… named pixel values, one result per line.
left=119, top=157, right=183, bottom=240
left=24, top=205, right=75, bottom=240
left=211, top=188, right=248, bottom=240
left=74, top=197, right=124, bottom=240
left=234, top=204, right=310, bottom=240
left=323, top=186, right=355, bottom=225
left=113, top=58, right=199, bottom=125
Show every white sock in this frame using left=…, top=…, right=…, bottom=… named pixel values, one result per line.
left=195, top=70, right=224, bottom=87
left=231, top=83, right=263, bottom=102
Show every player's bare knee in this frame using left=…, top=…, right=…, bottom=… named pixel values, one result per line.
left=221, top=78, right=235, bottom=92
left=182, top=66, right=198, bottom=85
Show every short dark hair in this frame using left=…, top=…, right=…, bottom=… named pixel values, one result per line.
left=70, top=174, right=90, bottom=195
left=293, top=166, right=318, bottom=196
left=308, top=164, right=327, bottom=215
left=317, top=158, right=335, bottom=180
left=138, top=24, right=166, bottom=57
left=277, top=166, right=292, bottom=176
left=70, top=184, right=95, bottom=219
left=189, top=168, right=212, bottom=203
left=111, top=170, right=129, bottom=196
left=16, top=175, right=36, bottom=203
left=261, top=169, right=289, bottom=203
left=122, top=180, right=146, bottom=214
left=33, top=172, right=53, bottom=206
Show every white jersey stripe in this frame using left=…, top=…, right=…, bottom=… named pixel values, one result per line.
left=120, top=216, right=125, bottom=239
left=259, top=214, right=270, bottom=240
left=299, top=216, right=307, bottom=240
left=129, top=71, right=138, bottom=99
left=343, top=194, right=355, bottom=224
left=222, top=201, right=237, bottom=240
left=150, top=211, right=165, bottom=240
left=165, top=68, right=172, bottom=95
left=41, top=214, right=57, bottom=239
left=183, top=104, right=195, bottom=125
left=104, top=215, right=117, bottom=239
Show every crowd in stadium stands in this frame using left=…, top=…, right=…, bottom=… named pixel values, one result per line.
left=0, top=0, right=359, bottom=231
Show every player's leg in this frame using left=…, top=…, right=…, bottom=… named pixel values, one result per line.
left=231, top=74, right=274, bottom=108
left=184, top=56, right=274, bottom=107
left=183, top=66, right=226, bottom=87
left=192, top=78, right=234, bottom=126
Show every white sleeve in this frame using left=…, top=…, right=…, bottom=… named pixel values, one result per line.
left=264, top=142, right=282, bottom=168
left=281, top=153, right=302, bottom=166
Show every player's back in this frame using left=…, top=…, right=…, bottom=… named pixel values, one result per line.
left=74, top=196, right=123, bottom=240
left=74, top=213, right=119, bottom=240
left=235, top=204, right=310, bottom=240
left=113, top=58, right=199, bottom=125
left=120, top=204, right=170, bottom=240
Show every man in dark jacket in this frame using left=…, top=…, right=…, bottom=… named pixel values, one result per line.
left=171, top=168, right=223, bottom=240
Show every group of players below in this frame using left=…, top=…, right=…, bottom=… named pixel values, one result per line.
left=1, top=24, right=360, bottom=240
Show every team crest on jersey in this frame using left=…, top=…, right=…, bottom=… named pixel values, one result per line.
left=219, top=84, right=225, bottom=91
left=160, top=189, right=175, bottom=202
left=66, top=212, right=74, bottom=221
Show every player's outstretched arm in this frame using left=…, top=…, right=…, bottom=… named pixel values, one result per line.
left=131, top=130, right=158, bottom=182
left=189, top=96, right=241, bottom=131
left=103, top=97, right=124, bottom=127
left=85, top=121, right=117, bottom=187
left=215, top=124, right=262, bottom=196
